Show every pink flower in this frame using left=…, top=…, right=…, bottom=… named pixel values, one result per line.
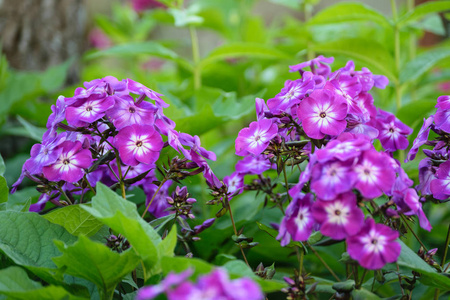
left=114, top=124, right=163, bottom=166
left=298, top=89, right=348, bottom=139
left=42, top=141, right=93, bottom=182
left=347, top=218, right=401, bottom=270
left=235, top=119, right=278, bottom=156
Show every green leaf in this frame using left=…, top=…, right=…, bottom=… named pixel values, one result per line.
left=43, top=205, right=104, bottom=237
left=53, top=236, right=140, bottom=299
left=396, top=240, right=450, bottom=290
left=81, top=183, right=161, bottom=280
left=0, top=266, right=86, bottom=300
left=157, top=225, right=178, bottom=258
left=398, top=1, right=450, bottom=28
left=200, top=43, right=290, bottom=69
left=400, top=47, right=450, bottom=84
left=267, top=0, right=301, bottom=10
left=211, top=92, right=257, bottom=121
left=313, top=39, right=397, bottom=82
left=0, top=177, right=7, bottom=204
left=256, top=221, right=279, bottom=239
left=0, top=154, right=5, bottom=176
left=161, top=256, right=213, bottom=279
left=223, top=260, right=286, bottom=292
left=39, top=58, right=74, bottom=93
left=85, top=41, right=192, bottom=71
left=16, top=115, right=46, bottom=141
left=351, top=288, right=381, bottom=300
left=308, top=3, right=390, bottom=27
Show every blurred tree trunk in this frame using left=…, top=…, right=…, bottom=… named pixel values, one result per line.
left=0, top=0, right=87, bottom=83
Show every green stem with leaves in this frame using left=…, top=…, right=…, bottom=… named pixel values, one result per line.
left=400, top=214, right=428, bottom=252
left=391, top=0, right=402, bottom=110
left=225, top=199, right=250, bottom=267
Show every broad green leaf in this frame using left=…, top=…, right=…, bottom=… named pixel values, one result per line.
left=211, top=92, right=257, bottom=120
left=174, top=104, right=225, bottom=136
left=43, top=205, right=104, bottom=237
left=398, top=1, right=450, bottom=28
left=81, top=183, right=161, bottom=280
left=85, top=42, right=193, bottom=71
left=53, top=236, right=140, bottom=299
left=157, top=225, right=178, bottom=258
left=5, top=196, right=31, bottom=212
left=0, top=154, right=5, bottom=176
left=39, top=58, right=74, bottom=93
left=400, top=47, right=450, bottom=84
left=16, top=115, right=46, bottom=141
left=0, top=266, right=85, bottom=300
left=313, top=39, right=396, bottom=82
left=352, top=288, right=381, bottom=300
left=161, top=256, right=213, bottom=279
left=0, top=177, right=7, bottom=204
left=308, top=3, right=390, bottom=27
left=200, top=43, right=290, bottom=69
left=396, top=240, right=450, bottom=290
left=223, top=260, right=286, bottom=292
left=0, top=211, right=77, bottom=269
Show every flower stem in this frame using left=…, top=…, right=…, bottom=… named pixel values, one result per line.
left=225, top=199, right=250, bottom=267
left=282, top=162, right=292, bottom=203
left=141, top=178, right=168, bottom=219
left=295, top=246, right=304, bottom=274
left=391, top=0, right=402, bottom=110
left=306, top=242, right=340, bottom=282
left=189, top=26, right=201, bottom=90
left=441, top=224, right=450, bottom=270
left=400, top=214, right=428, bottom=252
left=356, top=268, right=368, bottom=289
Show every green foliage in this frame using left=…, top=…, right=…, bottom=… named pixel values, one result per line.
left=43, top=205, right=104, bottom=237
left=53, top=236, right=140, bottom=299
left=0, top=267, right=85, bottom=300
left=82, top=183, right=161, bottom=280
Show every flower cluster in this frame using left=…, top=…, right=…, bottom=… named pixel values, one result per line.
left=13, top=77, right=219, bottom=217
left=226, top=56, right=434, bottom=270
left=136, top=268, right=264, bottom=300
left=408, top=95, right=450, bottom=201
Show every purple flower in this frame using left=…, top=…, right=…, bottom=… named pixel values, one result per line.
left=310, top=160, right=355, bottom=200
left=347, top=218, right=401, bottom=270
left=44, top=96, right=67, bottom=139
left=353, top=150, right=396, bottom=198
left=24, top=132, right=67, bottom=175
left=224, top=172, right=244, bottom=197
left=126, top=79, right=168, bottom=108
left=267, top=72, right=315, bottom=114
left=417, top=158, right=437, bottom=195
left=235, top=155, right=273, bottom=175
left=289, top=55, right=334, bottom=77
left=407, top=115, right=434, bottom=162
left=136, top=269, right=192, bottom=300
left=298, top=89, right=348, bottom=139
left=131, top=0, right=167, bottom=13
left=430, top=160, right=450, bottom=200
left=315, top=132, right=371, bottom=163
left=255, top=98, right=269, bottom=121
left=143, top=180, right=173, bottom=218
left=235, top=119, right=278, bottom=156
left=190, top=149, right=221, bottom=188
left=66, top=96, right=115, bottom=127
left=114, top=124, right=163, bottom=166
left=312, top=192, right=364, bottom=240
left=375, top=110, right=412, bottom=151
left=107, top=95, right=157, bottom=130
left=42, top=141, right=93, bottom=182
left=277, top=193, right=315, bottom=246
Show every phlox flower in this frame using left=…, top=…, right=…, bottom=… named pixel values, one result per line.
left=347, top=218, right=401, bottom=270
left=407, top=116, right=434, bottom=162
left=114, top=124, right=163, bottom=166
left=42, top=141, right=93, bottom=182
left=24, top=132, right=67, bottom=175
left=277, top=193, right=315, bottom=246
left=430, top=160, right=450, bottom=200
left=235, top=119, right=278, bottom=156
left=107, top=95, right=157, bottom=130
left=65, top=95, right=115, bottom=127
left=223, top=172, right=244, bottom=196
left=353, top=150, right=396, bottom=199
left=289, top=55, right=334, bottom=77
left=298, top=89, right=348, bottom=139
left=235, top=154, right=273, bottom=175
left=312, top=192, right=364, bottom=240
left=375, top=110, right=412, bottom=151
left=310, top=160, right=355, bottom=200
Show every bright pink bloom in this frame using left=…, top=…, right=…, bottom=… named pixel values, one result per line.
left=347, top=218, right=401, bottom=270
left=235, top=119, right=278, bottom=156
left=298, top=89, right=348, bottom=139
left=114, top=124, right=163, bottom=166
